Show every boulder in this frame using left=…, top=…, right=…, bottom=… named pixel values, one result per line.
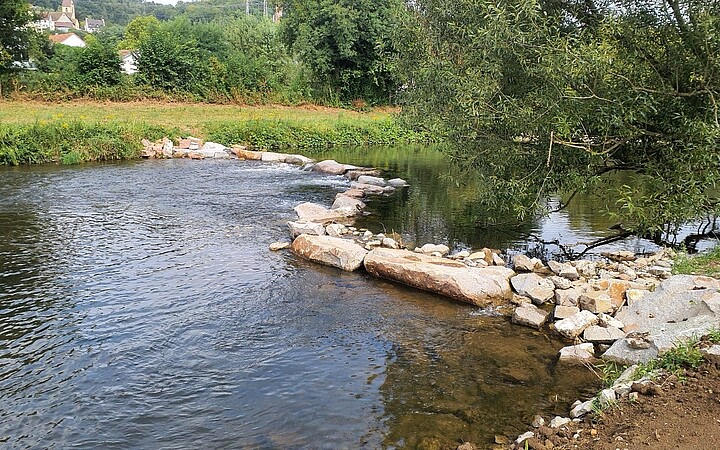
left=558, top=343, right=596, bottom=364
left=294, top=202, right=356, bottom=223
left=269, top=241, right=291, bottom=251
left=570, top=400, right=594, bottom=418
left=350, top=182, right=386, bottom=195
left=554, top=305, right=580, bottom=319
left=579, top=290, right=613, bottom=314
left=550, top=276, right=573, bottom=290
left=492, top=253, right=506, bottom=266
left=510, top=273, right=555, bottom=304
left=231, top=146, right=262, bottom=160
left=178, top=136, right=203, bottom=150
left=287, top=221, right=326, bottom=238
left=363, top=248, right=515, bottom=307
left=583, top=325, right=625, bottom=344
left=513, top=254, right=542, bottom=272
left=331, top=194, right=366, bottom=212
left=338, top=189, right=365, bottom=199
left=387, top=178, right=409, bottom=187
left=548, top=260, right=581, bottom=280
left=601, top=250, right=636, bottom=262
left=196, top=142, right=231, bottom=159
left=554, top=286, right=584, bottom=306
left=598, top=388, right=617, bottom=407
left=512, top=304, right=550, bottom=329
left=261, top=151, right=289, bottom=163
left=344, top=168, right=381, bottom=180
left=382, top=237, right=400, bottom=249
left=602, top=275, right=720, bottom=365
left=284, top=154, right=314, bottom=165
left=574, top=260, right=597, bottom=278
left=554, top=310, right=599, bottom=339
left=313, top=159, right=351, bottom=175
left=291, top=234, right=368, bottom=272
left=419, top=243, right=450, bottom=257
left=325, top=223, right=348, bottom=237
left=356, top=175, right=386, bottom=186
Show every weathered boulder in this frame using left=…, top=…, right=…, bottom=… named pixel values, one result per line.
left=350, top=181, right=386, bottom=195
left=356, top=175, right=386, bottom=186
left=338, top=189, right=365, bottom=199
left=313, top=159, right=352, bottom=175
left=260, top=152, right=290, bottom=163
left=294, top=202, right=356, bottom=223
left=602, top=275, right=720, bottom=365
left=554, top=305, right=580, bottom=319
left=550, top=276, right=573, bottom=290
left=325, top=223, right=348, bottom=237
left=512, top=304, right=550, bottom=329
left=387, top=178, right=409, bottom=187
left=196, top=142, right=231, bottom=159
left=344, top=168, right=381, bottom=180
left=574, top=260, right=597, bottom=278
left=331, top=194, right=366, bottom=212
left=419, top=243, right=450, bottom=257
left=510, top=273, right=555, bottom=304
left=548, top=260, right=580, bottom=280
left=363, top=248, right=515, bottom=307
left=291, top=234, right=368, bottom=272
left=558, top=343, right=596, bottom=364
left=579, top=290, right=613, bottom=314
left=513, top=254, right=542, bottom=272
left=231, top=146, right=263, bottom=160
left=554, top=310, right=599, bottom=339
left=178, top=136, right=203, bottom=150
left=602, top=250, right=636, bottom=262
left=287, top=221, right=326, bottom=238
left=555, top=286, right=585, bottom=306
left=284, top=154, right=314, bottom=165
left=583, top=325, right=625, bottom=344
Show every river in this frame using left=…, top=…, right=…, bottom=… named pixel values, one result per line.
left=0, top=147, right=616, bottom=449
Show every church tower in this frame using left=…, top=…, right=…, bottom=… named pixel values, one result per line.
left=61, top=0, right=76, bottom=22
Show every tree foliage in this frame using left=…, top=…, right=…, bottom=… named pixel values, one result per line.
left=0, top=0, right=33, bottom=74
left=400, top=0, right=720, bottom=243
left=280, top=0, right=404, bottom=104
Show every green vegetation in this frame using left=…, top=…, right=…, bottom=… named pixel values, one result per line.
left=673, top=246, right=720, bottom=278
left=399, top=0, right=720, bottom=244
left=0, top=100, right=428, bottom=165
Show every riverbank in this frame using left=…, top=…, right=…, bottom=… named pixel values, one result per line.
left=0, top=100, right=430, bottom=166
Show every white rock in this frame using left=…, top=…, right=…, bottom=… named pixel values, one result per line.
left=350, top=181, right=386, bottom=195
left=331, top=194, right=366, bottom=212
left=467, top=251, right=487, bottom=261
left=574, top=260, right=597, bottom=278
left=549, top=416, right=571, bottom=428
left=512, top=304, right=550, bottom=329
left=598, top=388, right=617, bottom=408
left=382, top=237, right=400, bottom=249
left=625, top=288, right=647, bottom=305
left=313, top=159, right=350, bottom=175
left=583, top=325, right=625, bottom=344
left=513, top=254, right=541, bottom=272
left=269, top=241, right=291, bottom=251
left=387, top=178, right=409, bottom=187
left=554, top=305, right=580, bottom=319
left=579, top=290, right=613, bottom=314
left=515, top=431, right=534, bottom=445
left=356, top=175, right=386, bottom=186
left=555, top=287, right=583, bottom=306
left=550, top=276, right=573, bottom=290
left=419, top=243, right=450, bottom=256
left=291, top=234, right=368, bottom=272
left=325, top=223, right=347, bottom=237
left=450, top=251, right=471, bottom=259
left=597, top=313, right=624, bottom=329
left=554, top=310, right=599, bottom=339
left=558, top=343, right=595, bottom=363
left=511, top=273, right=555, bottom=304
left=492, top=253, right=506, bottom=266
left=570, top=400, right=595, bottom=418
left=287, top=221, right=326, bottom=238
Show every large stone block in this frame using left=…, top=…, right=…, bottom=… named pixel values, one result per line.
left=291, top=234, right=368, bottom=272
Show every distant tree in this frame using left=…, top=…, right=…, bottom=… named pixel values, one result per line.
left=280, top=0, right=404, bottom=104
left=0, top=0, right=34, bottom=74
left=76, top=38, right=122, bottom=87
left=120, top=15, right=161, bottom=49
left=136, top=30, right=199, bottom=92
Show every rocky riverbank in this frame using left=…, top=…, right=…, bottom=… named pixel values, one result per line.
left=143, top=136, right=720, bottom=450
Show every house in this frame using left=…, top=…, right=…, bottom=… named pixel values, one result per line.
left=84, top=18, right=105, bottom=33
left=33, top=13, right=56, bottom=32
left=119, top=50, right=137, bottom=75
left=49, top=33, right=86, bottom=48
left=46, top=11, right=78, bottom=32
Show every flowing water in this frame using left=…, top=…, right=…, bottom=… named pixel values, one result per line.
left=0, top=148, right=618, bottom=449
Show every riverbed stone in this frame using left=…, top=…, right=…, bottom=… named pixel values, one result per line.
left=231, top=147, right=263, bottom=160
left=583, top=325, right=625, bottom=344
left=550, top=276, right=573, bottom=290
left=510, top=273, right=555, bottom=305
left=558, top=343, right=596, bottom=364
left=570, top=399, right=595, bottom=418
left=387, top=178, right=409, bottom=187
left=574, top=260, right=597, bottom=278
left=602, top=275, right=720, bottom=365
left=313, top=159, right=350, bottom=175
left=549, top=416, right=571, bottom=428
left=356, top=175, right=386, bottom=186
left=492, top=253, right=506, bottom=266
left=291, top=234, right=368, bottom=271
left=325, top=223, right=348, bottom=237
left=260, top=151, right=289, bottom=162
left=419, top=243, right=450, bottom=257
left=287, top=221, right=326, bottom=238
left=294, top=202, right=356, bottom=223
left=597, top=313, right=624, bottom=329
left=625, top=288, right=647, bottom=305
left=599, top=388, right=617, bottom=407
left=555, top=286, right=583, bottom=306
left=363, top=248, right=515, bottom=307
left=344, top=168, right=381, bottom=180
left=513, top=254, right=542, bottom=272
left=269, top=241, right=291, bottom=251
left=554, top=305, right=580, bottom=319
left=512, top=304, right=550, bottom=329
left=554, top=310, right=599, bottom=339
left=350, top=181, right=386, bottom=195
left=331, top=194, right=366, bottom=212
left=548, top=261, right=581, bottom=281
left=579, top=290, right=613, bottom=314
left=382, top=237, right=400, bottom=249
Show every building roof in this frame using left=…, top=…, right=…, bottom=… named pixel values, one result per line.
left=62, top=0, right=74, bottom=7
left=86, top=18, right=105, bottom=26
left=49, top=33, right=80, bottom=44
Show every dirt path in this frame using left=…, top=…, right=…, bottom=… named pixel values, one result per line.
left=532, top=356, right=720, bottom=450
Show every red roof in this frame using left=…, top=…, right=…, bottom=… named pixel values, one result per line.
left=62, top=0, right=73, bottom=7
left=49, top=33, right=77, bottom=44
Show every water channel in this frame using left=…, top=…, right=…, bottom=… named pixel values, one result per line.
left=0, top=146, right=637, bottom=449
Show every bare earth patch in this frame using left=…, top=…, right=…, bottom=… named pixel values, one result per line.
left=549, top=356, right=720, bottom=450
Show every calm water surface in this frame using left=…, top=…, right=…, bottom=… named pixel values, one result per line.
left=0, top=152, right=602, bottom=449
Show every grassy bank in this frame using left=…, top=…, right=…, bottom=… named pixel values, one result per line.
left=673, top=246, right=720, bottom=278
left=0, top=101, right=429, bottom=165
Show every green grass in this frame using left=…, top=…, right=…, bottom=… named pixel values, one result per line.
left=0, top=100, right=432, bottom=165
left=673, top=245, right=720, bottom=278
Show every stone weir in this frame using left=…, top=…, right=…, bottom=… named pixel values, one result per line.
left=144, top=135, right=720, bottom=378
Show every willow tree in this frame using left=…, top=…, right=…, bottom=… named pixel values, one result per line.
left=399, top=0, right=720, bottom=247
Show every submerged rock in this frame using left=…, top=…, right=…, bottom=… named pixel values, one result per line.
left=363, top=248, right=515, bottom=307
left=269, top=241, right=291, bottom=251
left=356, top=175, right=386, bottom=186
left=512, top=304, right=550, bottom=329
left=558, top=343, right=596, bottom=364
left=313, top=159, right=352, bottom=175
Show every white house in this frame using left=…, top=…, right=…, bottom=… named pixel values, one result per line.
left=84, top=18, right=105, bottom=33
left=49, top=33, right=86, bottom=48
left=119, top=50, right=137, bottom=75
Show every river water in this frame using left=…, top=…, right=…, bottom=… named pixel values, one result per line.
left=0, top=149, right=607, bottom=449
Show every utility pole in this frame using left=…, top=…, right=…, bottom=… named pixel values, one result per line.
left=246, top=0, right=250, bottom=15
left=263, top=0, right=267, bottom=18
